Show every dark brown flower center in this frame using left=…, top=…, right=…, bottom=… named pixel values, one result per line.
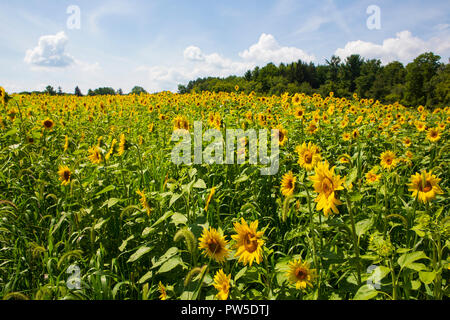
left=321, top=177, right=333, bottom=196
left=63, top=170, right=70, bottom=181
left=419, top=181, right=432, bottom=193
left=304, top=151, right=312, bottom=164
left=295, top=268, right=307, bottom=280
left=44, top=120, right=53, bottom=128
left=207, top=239, right=221, bottom=254
left=244, top=233, right=258, bottom=253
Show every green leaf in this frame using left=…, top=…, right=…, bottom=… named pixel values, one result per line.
left=398, top=251, right=429, bottom=271
left=102, top=198, right=121, bottom=209
left=346, top=167, right=358, bottom=187
left=171, top=212, right=188, bottom=226
left=127, top=246, right=152, bottom=263
left=119, top=235, right=134, bottom=252
left=169, top=194, right=182, bottom=207
left=419, top=271, right=436, bottom=284
left=355, top=219, right=373, bottom=238
left=353, top=284, right=378, bottom=300
left=96, top=185, right=116, bottom=196
left=152, top=247, right=179, bottom=269
left=234, top=266, right=247, bottom=282
left=411, top=280, right=421, bottom=290
left=138, top=271, right=153, bottom=284
left=192, top=179, right=207, bottom=189
left=157, top=256, right=183, bottom=274
left=235, top=174, right=249, bottom=184
left=142, top=212, right=175, bottom=237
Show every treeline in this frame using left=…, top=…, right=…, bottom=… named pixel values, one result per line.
left=178, top=52, right=450, bottom=108
left=19, top=86, right=149, bottom=97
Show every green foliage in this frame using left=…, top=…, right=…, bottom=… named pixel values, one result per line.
left=179, top=52, right=449, bottom=108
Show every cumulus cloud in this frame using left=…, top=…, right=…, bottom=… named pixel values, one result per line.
left=139, top=33, right=315, bottom=92
left=239, top=33, right=316, bottom=64
left=335, top=30, right=450, bottom=64
left=184, top=46, right=205, bottom=61
left=24, top=31, right=74, bottom=68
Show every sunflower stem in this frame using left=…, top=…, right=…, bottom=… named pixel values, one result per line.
left=345, top=194, right=362, bottom=287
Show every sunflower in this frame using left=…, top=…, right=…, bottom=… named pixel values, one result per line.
left=136, top=189, right=151, bottom=217
left=173, top=115, right=189, bottom=130
left=426, top=128, right=441, bottom=143
left=63, top=135, right=69, bottom=152
left=198, top=227, right=229, bottom=263
left=273, top=125, right=288, bottom=146
left=158, top=282, right=167, bottom=300
left=293, top=107, right=305, bottom=119
left=380, top=151, right=397, bottom=171
left=58, top=165, right=71, bottom=186
left=365, top=170, right=380, bottom=185
left=281, top=171, right=296, bottom=196
left=286, top=259, right=316, bottom=290
left=352, top=129, right=360, bottom=139
left=88, top=146, right=103, bottom=164
left=42, top=118, right=55, bottom=130
left=415, top=121, right=426, bottom=132
left=118, top=133, right=127, bottom=156
left=213, top=269, right=231, bottom=300
left=402, top=137, right=412, bottom=148
left=105, top=138, right=117, bottom=160
left=296, top=142, right=321, bottom=171
left=309, top=161, right=345, bottom=217
left=408, top=171, right=443, bottom=203
left=232, top=218, right=264, bottom=266
left=204, top=187, right=216, bottom=212
left=342, top=132, right=351, bottom=141
left=307, top=121, right=319, bottom=134
left=339, top=154, right=351, bottom=164
left=292, top=94, right=302, bottom=105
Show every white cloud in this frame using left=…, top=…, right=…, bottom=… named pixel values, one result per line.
left=239, top=33, right=316, bottom=64
left=138, top=33, right=315, bottom=92
left=24, top=31, right=74, bottom=68
left=335, top=30, right=450, bottom=64
left=184, top=46, right=205, bottom=61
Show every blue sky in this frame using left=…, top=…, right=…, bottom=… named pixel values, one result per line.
left=1, top=0, right=449, bottom=93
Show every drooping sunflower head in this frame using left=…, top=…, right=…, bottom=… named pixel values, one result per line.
left=213, top=269, right=231, bottom=300
left=88, top=146, right=103, bottom=164
left=58, top=165, right=71, bottom=186
left=380, top=150, right=397, bottom=170
left=136, top=189, right=151, bottom=217
left=281, top=171, right=296, bottom=196
left=198, top=227, right=229, bottom=263
left=309, top=161, right=345, bottom=217
left=408, top=171, right=443, bottom=203
left=231, top=218, right=264, bottom=266
left=296, top=142, right=321, bottom=171
left=118, top=133, right=127, bottom=156
left=158, top=282, right=167, bottom=300
left=307, top=121, right=319, bottom=135
left=286, top=259, right=316, bottom=290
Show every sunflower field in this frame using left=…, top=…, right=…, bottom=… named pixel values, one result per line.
left=0, top=86, right=448, bottom=300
